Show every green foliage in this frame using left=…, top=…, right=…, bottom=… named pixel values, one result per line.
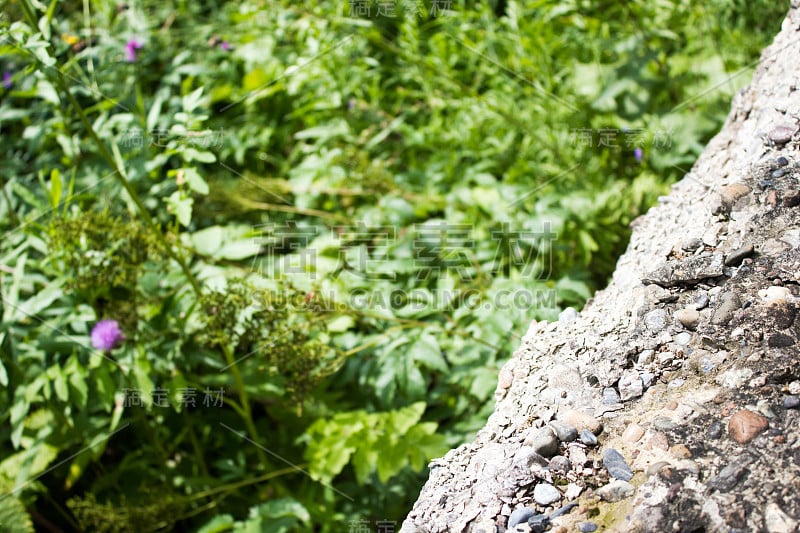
left=303, top=402, right=447, bottom=485
left=0, top=0, right=785, bottom=530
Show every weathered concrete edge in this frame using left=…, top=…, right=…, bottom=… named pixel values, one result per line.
left=402, top=4, right=800, bottom=532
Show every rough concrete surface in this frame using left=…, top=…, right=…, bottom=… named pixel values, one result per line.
left=402, top=4, right=800, bottom=532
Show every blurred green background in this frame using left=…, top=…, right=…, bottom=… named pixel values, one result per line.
left=0, top=0, right=786, bottom=530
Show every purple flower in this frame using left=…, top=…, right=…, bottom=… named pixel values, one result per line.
left=634, top=147, right=643, bottom=162
left=91, top=319, right=124, bottom=352
left=124, top=38, right=144, bottom=62
left=219, top=41, right=231, bottom=51
left=2, top=71, right=11, bottom=89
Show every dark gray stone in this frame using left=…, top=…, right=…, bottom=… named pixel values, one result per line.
left=579, top=522, right=599, bottom=532
left=527, top=428, right=559, bottom=458
left=549, top=421, right=578, bottom=442
left=725, top=244, right=754, bottom=267
left=783, top=395, right=800, bottom=409
left=708, top=460, right=750, bottom=491
left=603, top=448, right=634, bottom=481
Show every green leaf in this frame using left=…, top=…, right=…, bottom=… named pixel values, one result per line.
left=165, top=191, right=193, bottom=227
left=197, top=515, right=234, bottom=533
left=183, top=167, right=210, bottom=194
left=49, top=168, right=61, bottom=208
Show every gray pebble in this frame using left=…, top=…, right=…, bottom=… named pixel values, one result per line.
left=681, top=238, right=703, bottom=252
left=772, top=168, right=787, bottom=179
left=724, top=244, right=754, bottom=267
left=776, top=156, right=790, bottom=167
left=580, top=429, right=598, bottom=446
left=640, top=371, right=655, bottom=388
left=674, top=332, right=692, bottom=346
left=508, top=507, right=536, bottom=528
left=602, top=387, right=621, bottom=405
left=603, top=448, right=634, bottom=481
left=597, top=479, right=635, bottom=502
left=693, top=292, right=709, bottom=310
left=708, top=420, right=723, bottom=439
left=644, top=308, right=669, bottom=331
left=653, top=416, right=678, bottom=431
left=711, top=292, right=741, bottom=325
left=533, top=482, right=561, bottom=506
left=579, top=522, right=598, bottom=533
left=783, top=396, right=800, bottom=409
left=548, top=455, right=571, bottom=473
left=549, top=421, right=578, bottom=442
left=527, top=428, right=559, bottom=458
left=708, top=462, right=748, bottom=491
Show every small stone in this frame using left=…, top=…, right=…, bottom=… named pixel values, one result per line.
left=790, top=381, right=800, bottom=395
left=674, top=332, right=692, bottom=346
left=782, top=396, right=800, bottom=409
left=772, top=168, right=788, bottom=179
left=675, top=308, right=700, bottom=330
left=513, top=446, right=549, bottom=469
left=681, top=238, right=703, bottom=252
left=549, top=421, right=578, bottom=443
left=564, top=483, right=583, bottom=500
left=622, top=423, right=645, bottom=443
left=759, top=286, right=792, bottom=302
left=602, top=387, right=621, bottom=405
left=653, top=416, right=678, bottom=431
left=768, top=333, right=795, bottom=348
left=508, top=508, right=536, bottom=528
left=533, top=483, right=561, bottom=506
left=471, top=520, right=497, bottom=533
left=561, top=409, right=603, bottom=436
left=768, top=123, right=799, bottom=145
left=603, top=448, right=634, bottom=481
left=708, top=461, right=749, bottom=491
left=708, top=420, right=723, bottom=439
left=776, top=156, right=790, bottom=167
left=647, top=432, right=670, bottom=451
left=548, top=455, right=571, bottom=473
left=728, top=409, right=769, bottom=444
left=618, top=370, right=644, bottom=402
left=718, top=183, right=751, bottom=212
left=668, top=378, right=686, bottom=389
left=559, top=307, right=579, bottom=324
left=692, top=291, right=710, bottom=310
left=578, top=523, right=598, bottom=533
left=711, top=292, right=741, bottom=325
left=717, top=367, right=753, bottom=388
left=669, top=444, right=692, bottom=458
left=764, top=502, right=798, bottom=533
left=646, top=461, right=672, bottom=476
left=637, top=349, right=655, bottom=365
left=525, top=428, right=560, bottom=458
left=596, top=480, right=635, bottom=502
left=499, top=366, right=513, bottom=389
left=644, top=308, right=669, bottom=331
left=579, top=429, right=598, bottom=447
left=725, top=244, right=754, bottom=267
